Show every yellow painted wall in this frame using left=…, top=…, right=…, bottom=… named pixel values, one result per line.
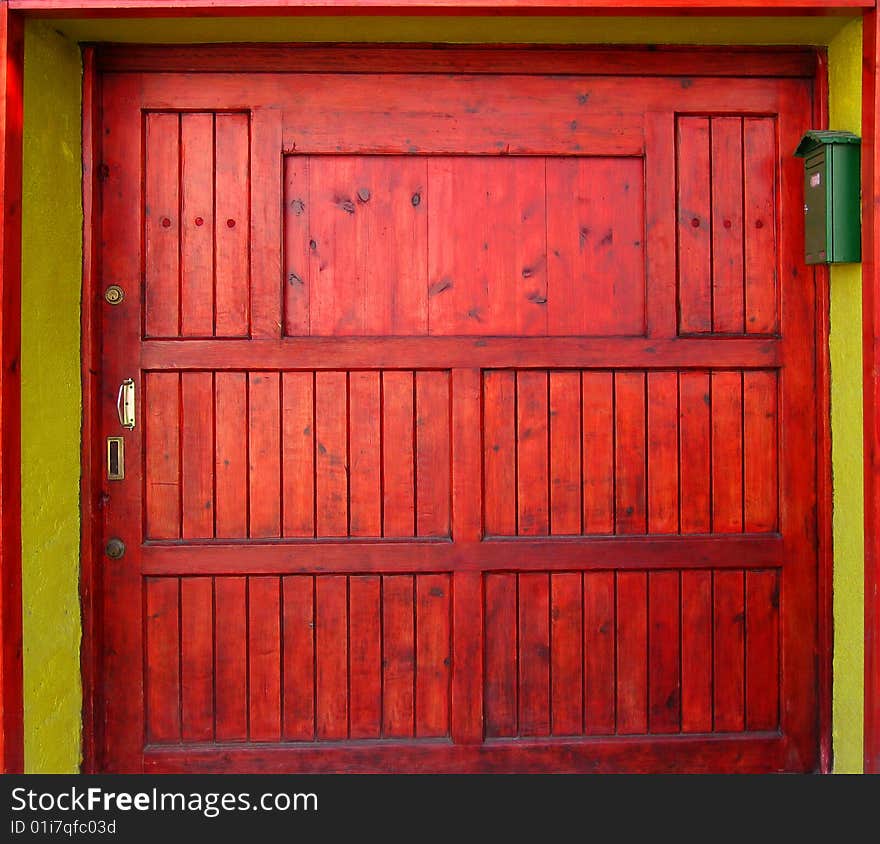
left=828, top=17, right=864, bottom=775
left=20, top=21, right=83, bottom=774
left=18, top=13, right=864, bottom=772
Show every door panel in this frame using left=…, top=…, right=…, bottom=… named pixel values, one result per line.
left=96, top=50, right=818, bottom=773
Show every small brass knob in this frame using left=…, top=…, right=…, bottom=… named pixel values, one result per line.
left=104, top=285, right=125, bottom=305
left=105, top=537, right=125, bottom=560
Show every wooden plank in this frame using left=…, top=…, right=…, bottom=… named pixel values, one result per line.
left=214, top=577, right=247, bottom=741
left=144, top=112, right=180, bottom=338
left=451, top=369, right=483, bottom=543
left=681, top=570, right=712, bottom=733
left=518, top=572, right=550, bottom=737
left=281, top=371, right=315, bottom=538
left=745, top=570, right=780, bottom=731
left=382, top=371, right=415, bottom=538
left=647, top=371, right=679, bottom=534
left=180, top=577, right=214, bottom=742
left=415, top=574, right=451, bottom=738
left=547, top=158, right=645, bottom=336
left=549, top=371, right=582, bottom=536
left=142, top=535, right=785, bottom=575
left=483, top=370, right=516, bottom=537
left=679, top=371, right=711, bottom=534
left=551, top=572, right=583, bottom=736
left=517, top=370, right=549, bottom=536
left=677, top=117, right=711, bottom=334
left=283, top=155, right=310, bottom=336
left=248, top=372, right=281, bottom=538
left=382, top=575, right=415, bottom=738
left=415, top=371, right=451, bottom=537
left=348, top=575, right=381, bottom=739
left=583, top=571, right=615, bottom=735
left=711, top=371, right=744, bottom=534
left=711, top=117, right=745, bottom=334
left=615, top=372, right=647, bottom=535
left=484, top=573, right=517, bottom=738
left=181, top=372, right=214, bottom=539
left=451, top=571, right=483, bottom=745
left=582, top=372, right=614, bottom=535
left=248, top=576, right=281, bottom=742
left=743, top=118, right=778, bottom=334
left=648, top=571, right=681, bottom=734
left=145, top=372, right=180, bottom=540
left=214, top=372, right=248, bottom=539
left=714, top=570, right=745, bottom=732
left=347, top=371, right=381, bottom=538
left=281, top=575, right=315, bottom=741
left=315, top=576, right=347, bottom=740
left=743, top=370, right=778, bottom=532
left=180, top=113, right=214, bottom=337
left=141, top=335, right=781, bottom=372
left=616, top=571, right=648, bottom=735
left=314, top=371, right=348, bottom=537
left=145, top=578, right=180, bottom=743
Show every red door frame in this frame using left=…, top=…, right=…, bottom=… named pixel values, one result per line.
left=0, top=0, right=868, bottom=774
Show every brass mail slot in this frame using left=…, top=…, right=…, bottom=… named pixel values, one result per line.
left=107, top=437, right=124, bottom=481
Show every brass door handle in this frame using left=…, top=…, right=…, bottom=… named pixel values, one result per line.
left=117, top=378, right=135, bottom=429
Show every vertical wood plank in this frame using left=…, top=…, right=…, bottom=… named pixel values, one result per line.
left=648, top=571, right=681, bottom=734
left=248, top=576, right=281, bottom=742
left=248, top=372, right=281, bottom=538
left=714, top=570, right=745, bottom=732
left=315, top=576, right=348, bottom=740
left=550, top=371, right=582, bottom=535
left=518, top=572, right=551, bottom=737
left=744, top=118, right=778, bottom=334
left=249, top=109, right=282, bottom=339
left=283, top=155, right=310, bottom=336
left=314, top=371, right=348, bottom=537
left=145, top=578, right=180, bottom=743
left=711, top=117, right=745, bottom=333
left=214, top=577, right=247, bottom=741
left=348, top=371, right=382, bottom=537
left=483, top=370, right=516, bottom=536
left=180, top=577, right=214, bottom=742
left=681, top=570, right=713, bottom=733
left=214, top=112, right=250, bottom=337
left=583, top=571, right=616, bottom=735
left=181, top=372, right=214, bottom=539
left=517, top=370, right=549, bottom=536
left=416, top=371, right=451, bottom=537
left=677, top=116, right=712, bottom=334
left=551, top=572, right=583, bottom=736
left=282, top=575, right=315, bottom=741
left=348, top=575, right=381, bottom=739
left=647, top=371, right=679, bottom=534
left=214, top=372, right=248, bottom=539
left=180, top=113, right=215, bottom=337
left=745, top=570, right=780, bottom=731
left=679, top=371, right=711, bottom=534
left=145, top=372, right=180, bottom=540
left=615, top=372, right=647, bottom=535
left=415, top=574, right=451, bottom=738
left=484, top=573, right=517, bottom=738
left=382, top=371, right=415, bottom=538
left=382, top=575, right=415, bottom=738
left=582, top=371, right=614, bottom=535
left=144, top=112, right=180, bottom=337
left=281, top=371, right=315, bottom=537
left=711, top=371, right=744, bottom=533
left=743, top=370, right=779, bottom=532
left=616, top=571, right=648, bottom=735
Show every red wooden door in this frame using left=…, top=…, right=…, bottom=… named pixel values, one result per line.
left=95, top=47, right=819, bottom=773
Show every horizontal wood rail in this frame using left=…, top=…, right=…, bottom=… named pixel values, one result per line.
left=140, top=534, right=784, bottom=574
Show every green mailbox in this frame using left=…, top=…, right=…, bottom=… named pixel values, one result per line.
left=794, top=130, right=861, bottom=265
